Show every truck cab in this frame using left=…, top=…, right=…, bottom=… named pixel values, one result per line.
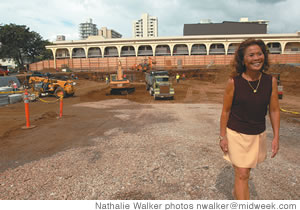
left=145, top=71, right=175, bottom=100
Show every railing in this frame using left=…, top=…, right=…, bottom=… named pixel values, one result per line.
left=269, top=48, right=281, bottom=54
left=138, top=50, right=153, bottom=56
left=209, top=49, right=226, bottom=55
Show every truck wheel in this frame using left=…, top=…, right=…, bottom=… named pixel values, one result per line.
left=23, top=80, right=30, bottom=89
left=54, top=87, right=66, bottom=98
left=36, top=89, right=43, bottom=98
left=149, top=89, right=153, bottom=96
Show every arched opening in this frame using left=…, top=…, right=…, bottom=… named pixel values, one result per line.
left=173, top=44, right=189, bottom=56
left=138, top=45, right=153, bottom=56
left=88, top=47, right=102, bottom=58
left=267, top=42, right=281, bottom=54
left=121, top=46, right=136, bottom=57
left=72, top=48, right=86, bottom=58
left=209, top=44, right=225, bottom=55
left=284, top=42, right=300, bottom=54
left=228, top=43, right=239, bottom=55
left=191, top=44, right=206, bottom=55
left=104, top=46, right=118, bottom=57
left=155, top=45, right=171, bottom=56
left=56, top=49, right=70, bottom=59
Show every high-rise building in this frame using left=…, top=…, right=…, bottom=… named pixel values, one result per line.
left=133, top=13, right=158, bottom=38
left=98, top=27, right=122, bottom=39
left=79, top=18, right=98, bottom=39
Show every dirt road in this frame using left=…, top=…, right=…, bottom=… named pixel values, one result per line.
left=0, top=66, right=299, bottom=200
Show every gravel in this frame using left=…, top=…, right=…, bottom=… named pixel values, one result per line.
left=0, top=100, right=299, bottom=200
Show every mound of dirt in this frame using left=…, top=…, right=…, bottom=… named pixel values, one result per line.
left=38, top=111, right=58, bottom=120
left=269, top=64, right=300, bottom=95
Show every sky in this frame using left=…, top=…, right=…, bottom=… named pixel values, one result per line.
left=1, top=0, right=300, bottom=41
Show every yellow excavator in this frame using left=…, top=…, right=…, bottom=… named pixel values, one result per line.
left=109, top=61, right=135, bottom=94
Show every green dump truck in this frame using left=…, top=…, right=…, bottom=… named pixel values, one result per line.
left=145, top=71, right=175, bottom=100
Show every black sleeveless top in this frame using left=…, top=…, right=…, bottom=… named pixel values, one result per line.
left=227, top=73, right=273, bottom=135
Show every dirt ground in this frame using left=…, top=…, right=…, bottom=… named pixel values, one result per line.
left=0, top=65, right=299, bottom=200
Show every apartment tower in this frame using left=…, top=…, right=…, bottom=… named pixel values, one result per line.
left=133, top=13, right=158, bottom=38
left=79, top=18, right=98, bottom=39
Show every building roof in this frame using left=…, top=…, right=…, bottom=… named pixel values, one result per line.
left=184, top=21, right=267, bottom=36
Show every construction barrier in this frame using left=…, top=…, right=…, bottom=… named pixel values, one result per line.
left=280, top=108, right=300, bottom=115
left=0, top=89, right=65, bottom=128
left=59, top=97, right=63, bottom=118
left=0, top=90, right=24, bottom=106
left=22, top=89, right=36, bottom=129
left=35, top=93, right=64, bottom=118
left=37, top=96, right=61, bottom=103
left=0, top=90, right=25, bottom=94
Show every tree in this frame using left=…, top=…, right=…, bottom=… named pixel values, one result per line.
left=0, top=23, right=52, bottom=69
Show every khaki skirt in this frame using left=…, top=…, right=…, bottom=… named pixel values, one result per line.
left=223, top=128, right=267, bottom=168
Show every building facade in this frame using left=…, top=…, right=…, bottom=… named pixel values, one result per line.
left=133, top=13, right=158, bottom=38
left=44, top=32, right=300, bottom=70
left=98, top=27, right=122, bottom=39
left=79, top=18, right=98, bottom=40
left=239, top=17, right=269, bottom=32
left=184, top=21, right=267, bottom=36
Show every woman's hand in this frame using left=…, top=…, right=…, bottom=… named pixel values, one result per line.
left=219, top=137, right=228, bottom=154
left=271, top=138, right=279, bottom=158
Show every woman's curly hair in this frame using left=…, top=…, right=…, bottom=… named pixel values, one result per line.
left=233, top=38, right=269, bottom=75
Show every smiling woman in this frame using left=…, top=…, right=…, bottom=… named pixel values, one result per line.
left=219, top=38, right=280, bottom=200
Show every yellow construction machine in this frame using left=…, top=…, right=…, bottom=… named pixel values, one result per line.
left=28, top=73, right=76, bottom=98
left=131, top=57, right=156, bottom=72
left=109, top=61, right=135, bottom=94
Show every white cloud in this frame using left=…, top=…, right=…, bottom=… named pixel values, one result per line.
left=1, top=0, right=299, bottom=41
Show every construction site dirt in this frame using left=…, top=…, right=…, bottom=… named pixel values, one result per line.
left=0, top=65, right=299, bottom=200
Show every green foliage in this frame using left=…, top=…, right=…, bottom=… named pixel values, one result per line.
left=0, top=23, right=52, bottom=69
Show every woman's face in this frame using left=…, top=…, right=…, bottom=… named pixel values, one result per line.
left=243, top=44, right=265, bottom=72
